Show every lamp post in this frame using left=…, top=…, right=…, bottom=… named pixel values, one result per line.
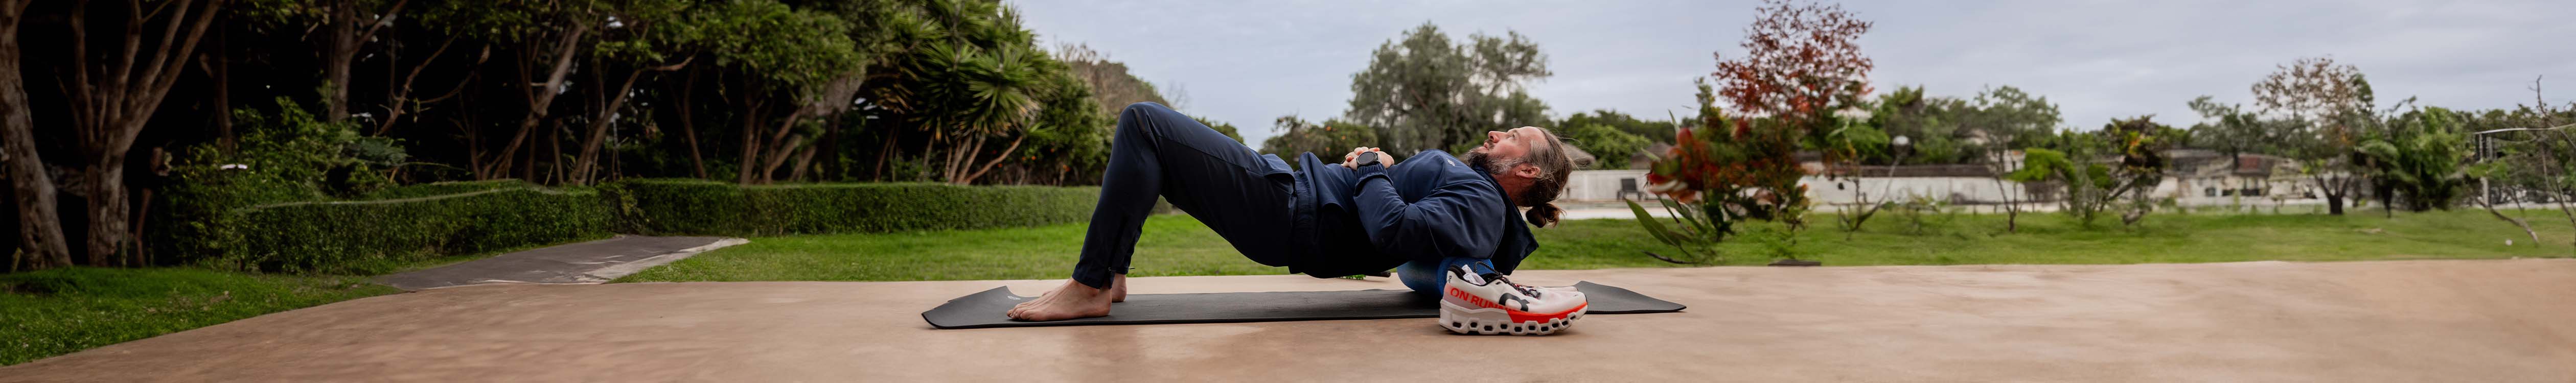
left=1889, top=135, right=1912, bottom=177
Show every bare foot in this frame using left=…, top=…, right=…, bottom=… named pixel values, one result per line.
left=1028, top=274, right=1126, bottom=302
left=1006, top=279, right=1114, bottom=321
left=1110, top=274, right=1128, bottom=303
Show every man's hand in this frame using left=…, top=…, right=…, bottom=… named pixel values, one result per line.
left=1343, top=147, right=1397, bottom=169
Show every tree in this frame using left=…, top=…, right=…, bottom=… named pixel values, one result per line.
left=1960, top=85, right=2059, bottom=232
left=567, top=0, right=696, bottom=184
left=1559, top=109, right=1677, bottom=145
left=318, top=0, right=411, bottom=123
left=1711, top=0, right=1872, bottom=136
left=1344, top=22, right=1550, bottom=155
left=1629, top=83, right=1810, bottom=264
left=2012, top=116, right=2170, bottom=227
left=1056, top=43, right=1170, bottom=115
left=1, top=0, right=72, bottom=270
left=2464, top=78, right=2576, bottom=250
left=1259, top=115, right=1378, bottom=161
left=56, top=0, right=230, bottom=265
left=1865, top=85, right=1967, bottom=164
left=2251, top=56, right=2373, bottom=215
left=2355, top=105, right=2469, bottom=213
left=1191, top=116, right=1243, bottom=143
left=1708, top=0, right=1872, bottom=235
left=1565, top=124, right=1649, bottom=170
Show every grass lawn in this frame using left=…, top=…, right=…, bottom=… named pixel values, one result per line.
left=0, top=234, right=600, bottom=367
left=0, top=268, right=401, bottom=366
left=617, top=209, right=2576, bottom=282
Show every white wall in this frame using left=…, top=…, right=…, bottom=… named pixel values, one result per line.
left=1560, top=170, right=2338, bottom=207
left=1562, top=170, right=1651, bottom=202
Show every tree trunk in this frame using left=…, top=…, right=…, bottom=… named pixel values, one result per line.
left=735, top=97, right=765, bottom=184
left=210, top=25, right=231, bottom=152
left=1990, top=177, right=2018, bottom=233
left=756, top=134, right=805, bottom=184
left=2311, top=173, right=2345, bottom=216
left=871, top=133, right=895, bottom=181
left=786, top=144, right=818, bottom=182
left=956, top=135, right=1024, bottom=185
left=373, top=36, right=465, bottom=135
left=571, top=60, right=685, bottom=183
left=569, top=69, right=646, bottom=184
left=755, top=111, right=812, bottom=184
left=323, top=2, right=355, bottom=123
left=485, top=23, right=587, bottom=179
left=61, top=0, right=224, bottom=266
left=677, top=66, right=706, bottom=179
left=2325, top=192, right=2345, bottom=216
left=2477, top=180, right=2541, bottom=245
left=80, top=162, right=127, bottom=265
left=0, top=0, right=70, bottom=269
left=321, top=0, right=407, bottom=123
left=2558, top=198, right=2574, bottom=253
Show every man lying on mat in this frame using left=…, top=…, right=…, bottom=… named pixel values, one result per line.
left=1006, top=102, right=1595, bottom=335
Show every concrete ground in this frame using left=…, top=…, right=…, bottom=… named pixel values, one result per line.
left=374, top=235, right=744, bottom=290
left=6, top=259, right=2573, bottom=382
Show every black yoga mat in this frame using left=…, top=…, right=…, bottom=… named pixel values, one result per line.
left=924, top=281, right=1685, bottom=329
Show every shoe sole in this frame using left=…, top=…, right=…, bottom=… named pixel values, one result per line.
left=1438, top=300, right=1586, bottom=336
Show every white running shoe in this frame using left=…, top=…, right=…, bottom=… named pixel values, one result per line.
left=1439, top=262, right=1588, bottom=335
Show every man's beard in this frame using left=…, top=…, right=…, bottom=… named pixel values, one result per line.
left=1461, top=150, right=1517, bottom=178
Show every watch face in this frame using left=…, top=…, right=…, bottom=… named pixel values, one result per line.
left=1359, top=152, right=1380, bottom=165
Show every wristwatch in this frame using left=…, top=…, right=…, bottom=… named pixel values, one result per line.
left=1356, top=151, right=1383, bottom=167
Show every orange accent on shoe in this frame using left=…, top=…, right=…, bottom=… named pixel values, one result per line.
left=1447, top=287, right=1585, bottom=322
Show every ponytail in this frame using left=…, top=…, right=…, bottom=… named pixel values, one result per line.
left=1514, top=128, right=1591, bottom=228
left=1525, top=202, right=1564, bottom=227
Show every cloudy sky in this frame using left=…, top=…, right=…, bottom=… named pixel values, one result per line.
left=1011, top=0, right=2575, bottom=147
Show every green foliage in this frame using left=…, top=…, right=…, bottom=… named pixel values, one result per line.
left=1259, top=115, right=1382, bottom=160
left=616, top=179, right=1099, bottom=236
left=1558, top=110, right=1679, bottom=145
left=696, top=0, right=864, bottom=89
left=1565, top=124, right=1651, bottom=169
left=1628, top=83, right=1812, bottom=262
left=354, top=180, right=542, bottom=200
left=201, top=186, right=615, bottom=274
left=2356, top=107, right=2471, bottom=211
left=155, top=99, right=412, bottom=267
left=1191, top=116, right=1246, bottom=143
left=1346, top=22, right=1551, bottom=154
left=2014, top=116, right=2174, bottom=227
left=1014, top=74, right=1116, bottom=182
left=1890, top=194, right=1959, bottom=235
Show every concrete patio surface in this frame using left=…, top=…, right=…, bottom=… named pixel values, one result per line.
left=5, top=259, right=2572, bottom=382
left=374, top=235, right=746, bottom=291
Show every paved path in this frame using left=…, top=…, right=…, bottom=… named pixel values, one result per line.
left=6, top=259, right=2572, bottom=382
left=373, top=235, right=745, bottom=290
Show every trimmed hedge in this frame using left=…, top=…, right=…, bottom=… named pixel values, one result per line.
left=354, top=179, right=540, bottom=200
left=201, top=186, right=614, bottom=274
left=178, top=179, right=1109, bottom=274
left=616, top=179, right=1101, bottom=236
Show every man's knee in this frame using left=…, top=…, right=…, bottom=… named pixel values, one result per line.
left=1116, top=102, right=1183, bottom=140
left=1121, top=102, right=1173, bottom=121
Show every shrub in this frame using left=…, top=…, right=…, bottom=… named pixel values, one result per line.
left=354, top=180, right=540, bottom=200
left=617, top=179, right=1099, bottom=236
left=161, top=177, right=1105, bottom=274
left=197, top=186, right=614, bottom=274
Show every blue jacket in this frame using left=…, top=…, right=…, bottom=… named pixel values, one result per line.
left=1285, top=150, right=1537, bottom=278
